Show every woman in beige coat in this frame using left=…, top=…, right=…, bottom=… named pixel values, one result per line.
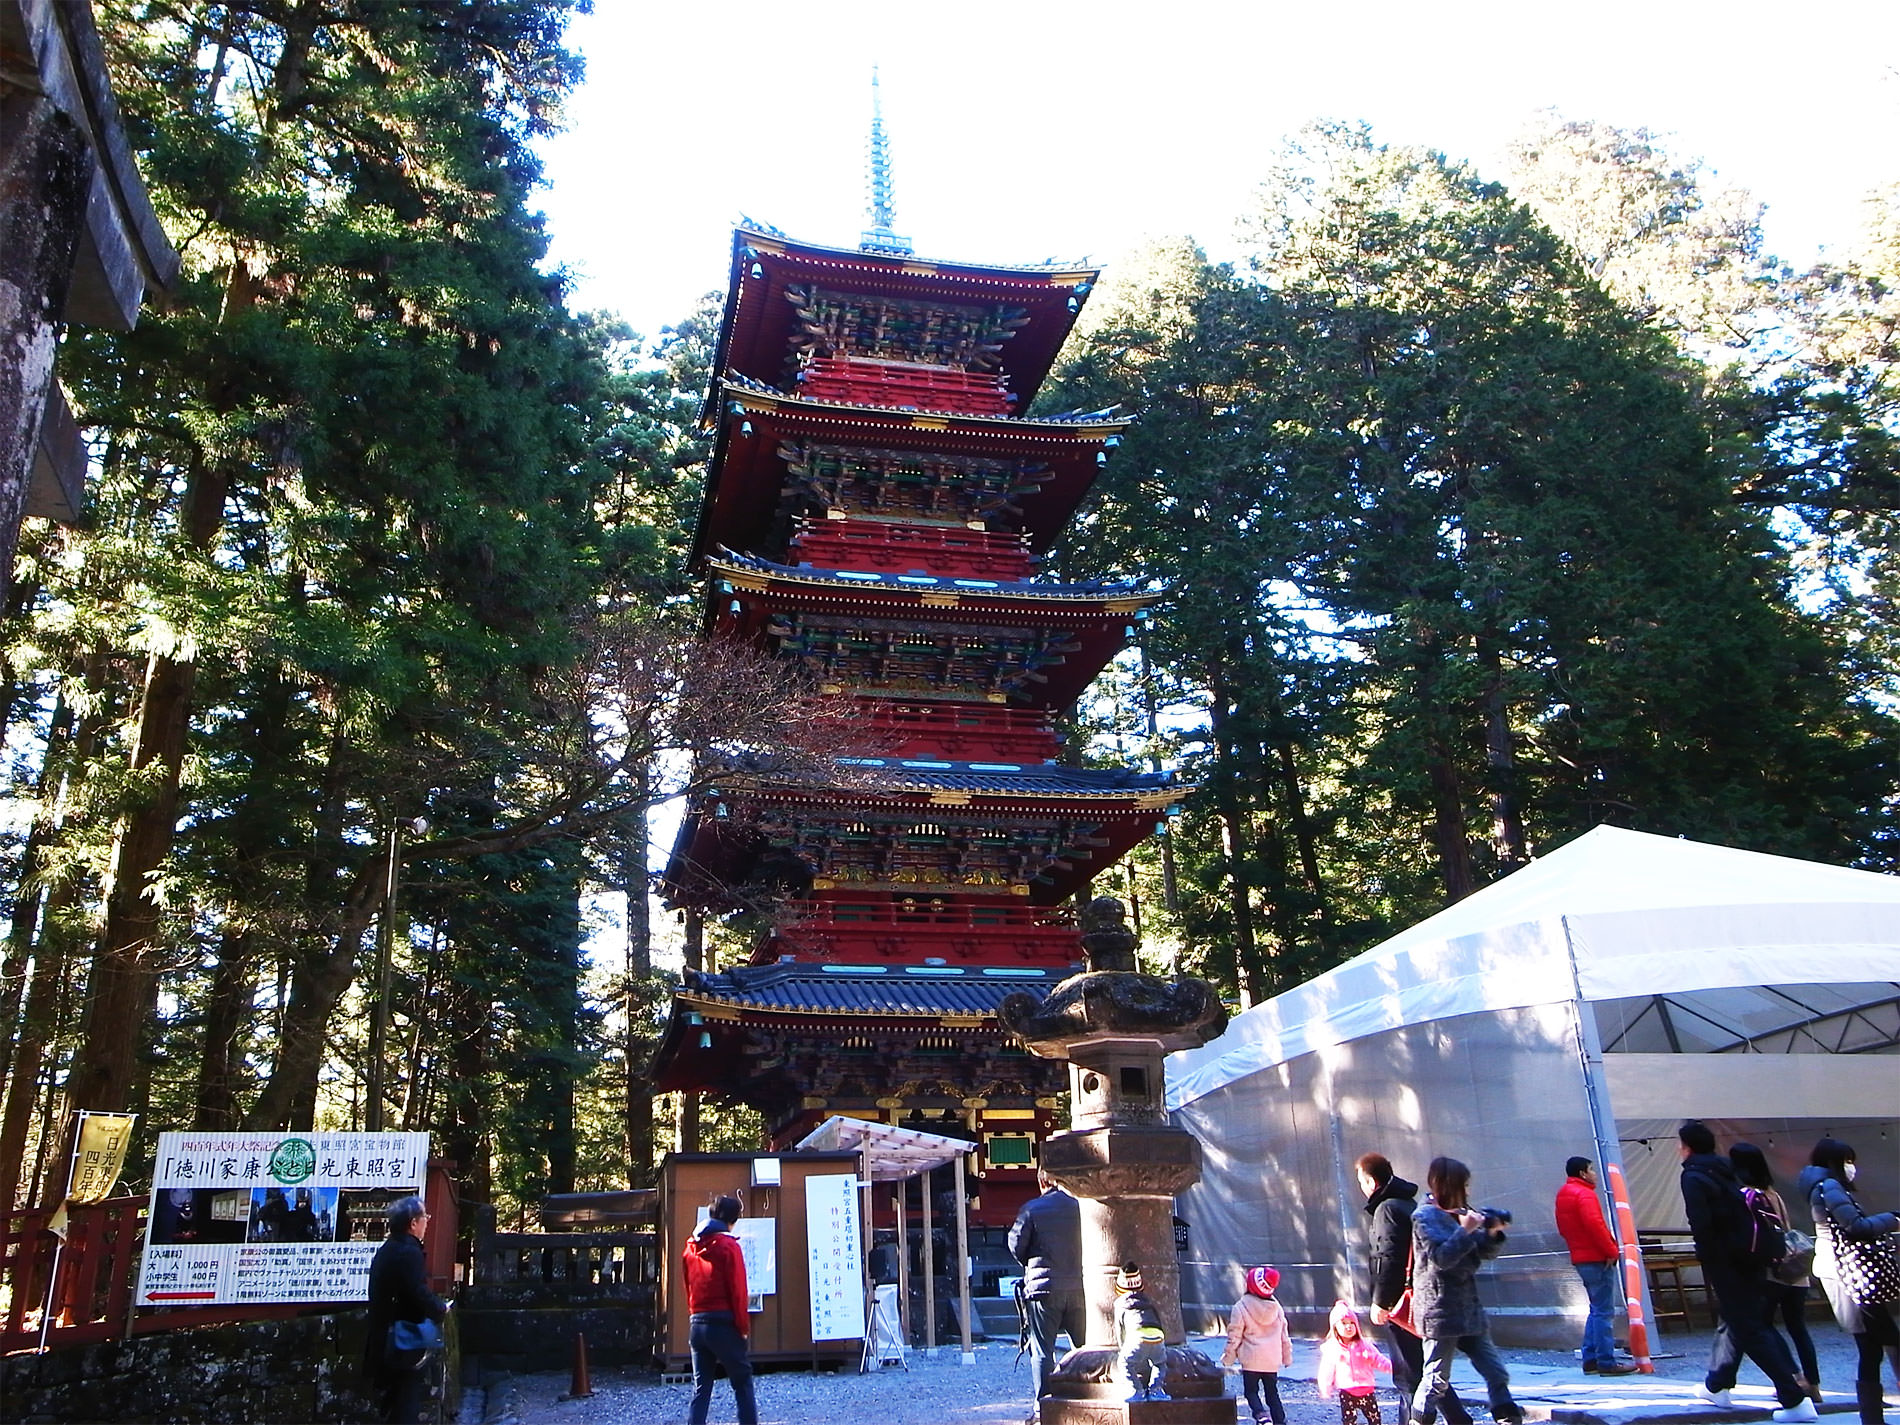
left=1222, top=1265, right=1294, bottom=1425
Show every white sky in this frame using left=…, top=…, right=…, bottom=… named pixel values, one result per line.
left=536, top=0, right=1900, bottom=340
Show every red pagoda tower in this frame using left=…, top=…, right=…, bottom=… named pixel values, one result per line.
left=651, top=146, right=1176, bottom=1226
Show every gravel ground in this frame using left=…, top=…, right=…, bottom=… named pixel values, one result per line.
left=473, top=1323, right=1885, bottom=1425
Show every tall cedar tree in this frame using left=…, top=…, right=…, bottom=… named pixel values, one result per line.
left=1052, top=128, right=1892, bottom=1002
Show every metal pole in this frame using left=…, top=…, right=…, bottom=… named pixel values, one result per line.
left=366, top=824, right=400, bottom=1132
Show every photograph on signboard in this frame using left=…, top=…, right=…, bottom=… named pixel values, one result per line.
left=245, top=1185, right=339, bottom=1242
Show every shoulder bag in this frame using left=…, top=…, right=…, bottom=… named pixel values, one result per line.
left=1815, top=1212, right=1900, bottom=1307
left=388, top=1316, right=444, bottom=1371
left=1388, top=1239, right=1421, bottom=1337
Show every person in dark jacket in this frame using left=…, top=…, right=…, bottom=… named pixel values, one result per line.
left=1554, top=1157, right=1635, bottom=1376
left=1713, top=1144, right=1818, bottom=1402
left=365, top=1195, right=449, bottom=1425
left=683, top=1194, right=757, bottom=1425
left=1678, top=1120, right=1814, bottom=1421
left=1356, top=1153, right=1469, bottom=1425
left=1009, top=1170, right=1086, bottom=1424
left=1409, top=1157, right=1519, bottom=1425
left=1799, top=1137, right=1899, bottom=1425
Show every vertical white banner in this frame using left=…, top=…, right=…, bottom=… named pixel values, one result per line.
left=804, top=1172, right=865, bottom=1341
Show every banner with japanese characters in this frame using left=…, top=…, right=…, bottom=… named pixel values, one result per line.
left=135, top=1131, right=427, bottom=1307
left=804, top=1172, right=864, bottom=1342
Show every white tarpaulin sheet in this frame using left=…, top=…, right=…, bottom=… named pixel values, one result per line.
left=1168, top=827, right=1900, bottom=1110
left=1161, top=828, right=1900, bottom=1345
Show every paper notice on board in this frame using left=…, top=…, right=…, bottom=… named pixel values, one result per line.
left=804, top=1173, right=864, bottom=1341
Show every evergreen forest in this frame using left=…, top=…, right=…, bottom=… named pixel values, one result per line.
left=2, top=5, right=1897, bottom=1215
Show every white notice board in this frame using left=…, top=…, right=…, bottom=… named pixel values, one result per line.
left=732, top=1217, right=777, bottom=1296
left=804, top=1172, right=865, bottom=1341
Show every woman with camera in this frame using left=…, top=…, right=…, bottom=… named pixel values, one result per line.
left=1410, top=1157, right=1521, bottom=1425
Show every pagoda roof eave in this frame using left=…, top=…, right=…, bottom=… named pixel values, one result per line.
left=714, top=375, right=1131, bottom=437
left=708, top=553, right=1159, bottom=611
left=732, top=224, right=1100, bottom=283
left=701, top=225, right=1103, bottom=428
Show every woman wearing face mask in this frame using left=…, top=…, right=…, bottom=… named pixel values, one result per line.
left=1798, top=1138, right=1899, bottom=1425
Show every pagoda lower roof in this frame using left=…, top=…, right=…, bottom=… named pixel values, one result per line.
left=677, top=960, right=1068, bottom=1018
left=708, top=225, right=1101, bottom=421
left=711, top=551, right=1152, bottom=607
left=720, top=371, right=1126, bottom=430
left=830, top=757, right=1179, bottom=802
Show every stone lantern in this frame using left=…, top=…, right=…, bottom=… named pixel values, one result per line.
left=998, top=898, right=1233, bottom=1424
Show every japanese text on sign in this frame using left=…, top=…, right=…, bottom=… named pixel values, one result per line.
left=136, top=1131, right=428, bottom=1308
left=804, top=1173, right=865, bottom=1342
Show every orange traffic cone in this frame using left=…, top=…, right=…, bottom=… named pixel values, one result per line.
left=569, top=1331, right=593, bottom=1398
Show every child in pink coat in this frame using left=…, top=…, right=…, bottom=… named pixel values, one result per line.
left=1317, top=1300, right=1392, bottom=1425
left=1220, top=1265, right=1292, bottom=1425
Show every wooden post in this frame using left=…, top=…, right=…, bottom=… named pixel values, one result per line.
left=953, top=1150, right=973, bottom=1363
left=858, top=1148, right=874, bottom=1359
left=921, top=1171, right=936, bottom=1355
left=894, top=1183, right=910, bottom=1347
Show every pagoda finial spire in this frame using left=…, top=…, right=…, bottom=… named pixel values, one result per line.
left=860, top=67, right=912, bottom=256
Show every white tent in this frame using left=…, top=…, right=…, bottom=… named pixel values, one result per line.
left=1163, top=827, right=1900, bottom=1344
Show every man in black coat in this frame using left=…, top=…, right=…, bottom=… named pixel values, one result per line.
left=1677, top=1121, right=1813, bottom=1421
left=366, top=1195, right=450, bottom=1425
left=1009, top=1170, right=1086, bottom=1425
left=1357, top=1153, right=1470, bottom=1425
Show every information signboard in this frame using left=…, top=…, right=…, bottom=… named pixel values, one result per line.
left=804, top=1172, right=864, bottom=1342
left=135, top=1131, right=427, bottom=1307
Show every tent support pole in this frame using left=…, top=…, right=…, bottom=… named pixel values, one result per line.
left=1563, top=915, right=1656, bottom=1371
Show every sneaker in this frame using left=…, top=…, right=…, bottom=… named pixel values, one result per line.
left=1696, top=1386, right=1733, bottom=1408
left=1771, top=1402, right=1818, bottom=1424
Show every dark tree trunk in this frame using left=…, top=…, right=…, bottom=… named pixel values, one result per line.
left=63, top=455, right=230, bottom=1116
left=623, top=804, right=655, bottom=1188
left=1207, top=664, right=1262, bottom=1006
left=1479, top=639, right=1529, bottom=871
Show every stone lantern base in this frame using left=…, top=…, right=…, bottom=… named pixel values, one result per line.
left=1040, top=1344, right=1236, bottom=1424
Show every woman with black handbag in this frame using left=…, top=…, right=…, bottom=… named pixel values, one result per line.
left=1798, top=1138, right=1900, bottom=1425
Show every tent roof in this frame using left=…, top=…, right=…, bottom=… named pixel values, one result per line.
left=1166, top=827, right=1900, bottom=1110
left=794, top=1115, right=973, bottom=1182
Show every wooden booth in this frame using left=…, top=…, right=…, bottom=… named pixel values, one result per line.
left=657, top=1150, right=867, bottom=1371
left=657, top=1123, right=983, bottom=1374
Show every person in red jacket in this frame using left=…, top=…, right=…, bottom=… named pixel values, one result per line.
left=683, top=1194, right=757, bottom=1425
left=1555, top=1158, right=1635, bottom=1376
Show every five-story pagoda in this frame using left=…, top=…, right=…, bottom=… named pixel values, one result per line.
left=651, top=131, right=1178, bottom=1226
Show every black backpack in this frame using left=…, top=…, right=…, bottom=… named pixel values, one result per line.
left=1741, top=1186, right=1787, bottom=1267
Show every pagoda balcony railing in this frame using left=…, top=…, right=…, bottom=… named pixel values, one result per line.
left=789, top=519, right=1037, bottom=581
left=782, top=897, right=1077, bottom=928
left=761, top=897, right=1085, bottom=965
left=862, top=701, right=1061, bottom=761
left=795, top=355, right=1015, bottom=417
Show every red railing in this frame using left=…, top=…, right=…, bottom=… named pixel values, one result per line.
left=1, top=1159, right=460, bottom=1355
left=758, top=896, right=1083, bottom=966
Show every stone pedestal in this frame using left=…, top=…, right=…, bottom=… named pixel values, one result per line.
left=998, top=900, right=1234, bottom=1425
